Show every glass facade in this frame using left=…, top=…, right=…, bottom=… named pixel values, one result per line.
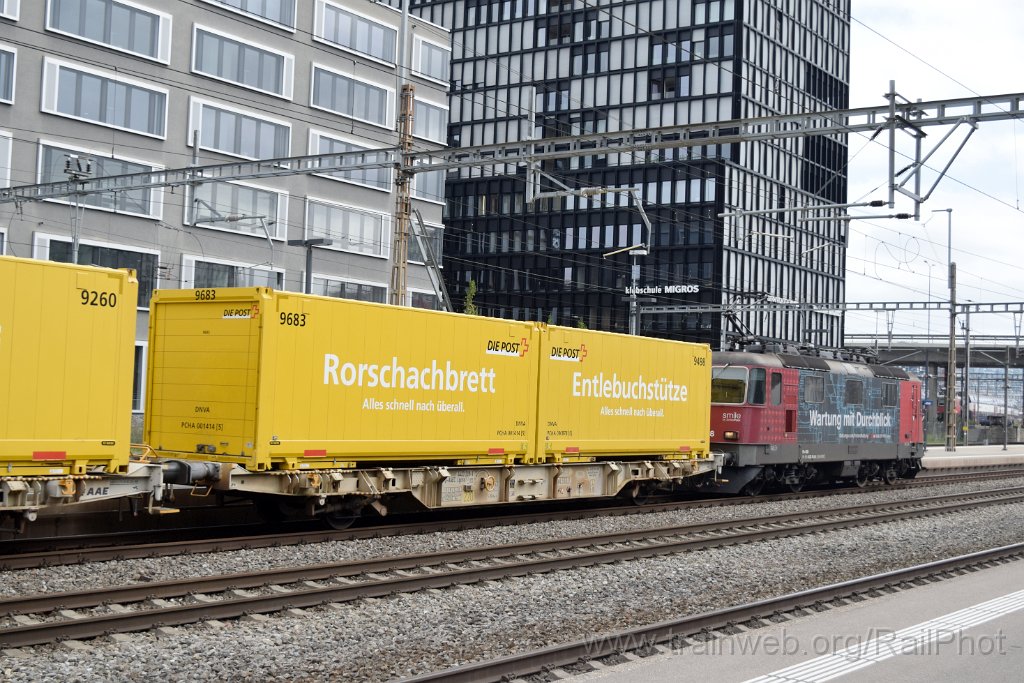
left=48, top=238, right=159, bottom=305
left=39, top=143, right=157, bottom=217
left=0, top=46, right=12, bottom=103
left=45, top=59, right=167, bottom=136
left=48, top=0, right=165, bottom=61
left=203, top=0, right=296, bottom=27
left=193, top=27, right=290, bottom=97
left=413, top=0, right=848, bottom=349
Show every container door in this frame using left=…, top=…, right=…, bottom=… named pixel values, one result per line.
left=145, top=289, right=262, bottom=459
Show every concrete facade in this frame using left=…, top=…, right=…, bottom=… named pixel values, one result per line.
left=0, top=0, right=450, bottom=411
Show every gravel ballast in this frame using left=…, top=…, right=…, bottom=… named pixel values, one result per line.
left=3, top=476, right=1023, bottom=598
left=2, top=481, right=1024, bottom=681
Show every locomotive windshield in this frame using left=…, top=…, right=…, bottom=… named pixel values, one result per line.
left=711, top=366, right=767, bottom=405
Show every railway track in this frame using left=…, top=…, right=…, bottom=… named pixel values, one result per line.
left=3, top=467, right=1022, bottom=570
left=2, top=486, right=1023, bottom=649
left=404, top=543, right=1024, bottom=682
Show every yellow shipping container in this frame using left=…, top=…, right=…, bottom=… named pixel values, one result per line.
left=145, top=288, right=541, bottom=470
left=0, top=255, right=137, bottom=475
left=536, top=325, right=711, bottom=462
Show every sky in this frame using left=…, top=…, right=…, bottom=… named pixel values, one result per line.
left=845, top=1, right=1024, bottom=341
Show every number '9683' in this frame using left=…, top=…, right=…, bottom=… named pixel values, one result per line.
left=280, top=312, right=307, bottom=327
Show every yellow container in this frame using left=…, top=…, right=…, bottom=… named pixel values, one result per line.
left=145, top=288, right=540, bottom=469
left=0, top=255, right=137, bottom=475
left=536, top=325, right=711, bottom=461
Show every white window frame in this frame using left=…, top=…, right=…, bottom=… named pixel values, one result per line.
left=32, top=232, right=161, bottom=311
left=304, top=194, right=390, bottom=259
left=413, top=35, right=451, bottom=85
left=196, top=0, right=296, bottom=31
left=36, top=138, right=164, bottom=220
left=313, top=0, right=398, bottom=67
left=0, top=42, right=16, bottom=104
left=180, top=253, right=284, bottom=289
left=411, top=162, right=445, bottom=205
left=407, top=287, right=440, bottom=310
left=308, top=129, right=392, bottom=193
left=408, top=221, right=444, bottom=266
left=187, top=96, right=292, bottom=161
left=0, top=129, right=11, bottom=189
left=186, top=179, right=288, bottom=240
left=0, top=1, right=20, bottom=20
left=132, top=341, right=147, bottom=413
left=45, top=0, right=172, bottom=64
left=310, top=272, right=388, bottom=303
left=191, top=24, right=295, bottom=100
left=41, top=57, right=168, bottom=139
left=412, top=98, right=449, bottom=144
left=309, top=62, right=393, bottom=130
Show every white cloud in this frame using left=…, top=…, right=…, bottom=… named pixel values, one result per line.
left=845, top=0, right=1024, bottom=339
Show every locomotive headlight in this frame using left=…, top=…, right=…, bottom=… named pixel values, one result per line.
left=723, top=430, right=739, bottom=441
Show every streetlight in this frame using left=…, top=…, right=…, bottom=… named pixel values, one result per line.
left=287, top=238, right=334, bottom=294
left=933, top=208, right=957, bottom=452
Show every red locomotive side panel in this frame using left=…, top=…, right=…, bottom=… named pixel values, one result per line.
left=899, top=378, right=923, bottom=444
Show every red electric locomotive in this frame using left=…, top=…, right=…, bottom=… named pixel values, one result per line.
left=710, top=347, right=924, bottom=494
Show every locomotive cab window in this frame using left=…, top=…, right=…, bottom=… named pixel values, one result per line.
left=770, top=372, right=783, bottom=405
left=711, top=366, right=747, bottom=404
left=747, top=368, right=766, bottom=405
left=882, top=382, right=898, bottom=407
left=844, top=379, right=864, bottom=405
left=804, top=374, right=824, bottom=403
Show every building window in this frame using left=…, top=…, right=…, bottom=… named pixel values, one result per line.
left=408, top=223, right=443, bottom=265
left=190, top=98, right=290, bottom=160
left=40, top=234, right=160, bottom=306
left=132, top=343, right=146, bottom=412
left=413, top=100, right=448, bottom=143
left=415, top=37, right=450, bottom=82
left=0, top=130, right=10, bottom=189
left=189, top=181, right=284, bottom=238
left=311, top=275, right=386, bottom=304
left=38, top=143, right=161, bottom=218
left=182, top=255, right=283, bottom=288
left=47, top=0, right=171, bottom=62
left=306, top=198, right=387, bottom=258
left=0, top=44, right=14, bottom=103
left=200, top=0, right=295, bottom=28
left=193, top=26, right=293, bottom=98
left=0, top=1, right=19, bottom=20
left=409, top=290, right=439, bottom=310
left=0, top=229, right=6, bottom=254
left=42, top=58, right=167, bottom=137
left=311, top=65, right=389, bottom=127
left=310, top=131, right=391, bottom=191
left=412, top=167, right=444, bottom=203
left=315, top=1, right=396, bottom=64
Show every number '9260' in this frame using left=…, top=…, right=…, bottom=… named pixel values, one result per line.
left=280, top=312, right=307, bottom=327
left=80, top=289, right=117, bottom=307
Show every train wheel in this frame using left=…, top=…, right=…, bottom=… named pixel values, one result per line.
left=324, top=512, right=359, bottom=530
left=788, top=481, right=804, bottom=493
left=741, top=476, right=765, bottom=497
left=854, top=470, right=869, bottom=488
left=883, top=468, right=899, bottom=486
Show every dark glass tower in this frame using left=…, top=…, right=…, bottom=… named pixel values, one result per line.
left=412, top=0, right=849, bottom=349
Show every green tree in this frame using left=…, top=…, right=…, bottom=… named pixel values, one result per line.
left=463, top=279, right=479, bottom=316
